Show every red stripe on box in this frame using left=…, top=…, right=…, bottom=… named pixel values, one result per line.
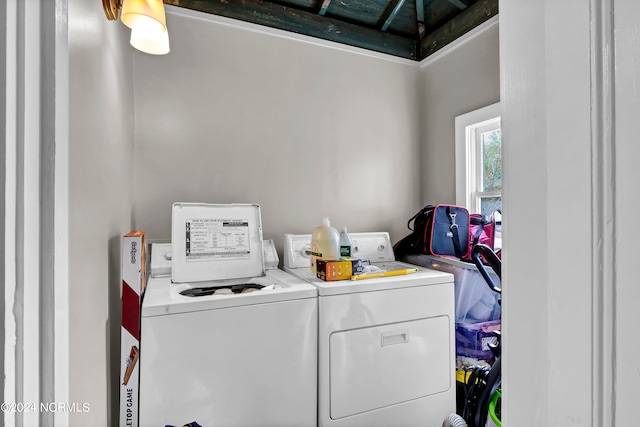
left=122, top=280, right=141, bottom=340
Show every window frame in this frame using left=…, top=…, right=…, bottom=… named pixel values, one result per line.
left=455, top=102, right=502, bottom=214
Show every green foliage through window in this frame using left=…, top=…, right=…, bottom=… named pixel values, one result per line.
left=482, top=129, right=502, bottom=192
left=480, top=129, right=502, bottom=216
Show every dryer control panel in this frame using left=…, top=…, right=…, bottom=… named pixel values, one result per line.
left=283, top=232, right=395, bottom=270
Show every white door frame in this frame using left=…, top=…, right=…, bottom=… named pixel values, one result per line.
left=1, top=0, right=69, bottom=425
left=499, top=0, right=634, bottom=425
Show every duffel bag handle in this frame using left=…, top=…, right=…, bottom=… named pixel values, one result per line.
left=446, top=206, right=465, bottom=258
left=407, top=204, right=435, bottom=231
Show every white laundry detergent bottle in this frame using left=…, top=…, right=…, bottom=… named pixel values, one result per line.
left=339, top=227, right=353, bottom=257
left=310, top=217, right=340, bottom=273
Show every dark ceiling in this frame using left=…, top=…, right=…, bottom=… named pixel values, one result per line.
left=163, top=0, right=498, bottom=61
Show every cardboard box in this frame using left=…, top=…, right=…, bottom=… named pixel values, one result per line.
left=120, top=231, right=146, bottom=427
left=316, top=258, right=364, bottom=281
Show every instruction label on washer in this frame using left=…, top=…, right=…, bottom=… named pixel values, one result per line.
left=185, top=218, right=251, bottom=261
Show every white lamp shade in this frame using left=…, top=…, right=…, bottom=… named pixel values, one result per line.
left=121, top=0, right=166, bottom=33
left=130, top=26, right=170, bottom=55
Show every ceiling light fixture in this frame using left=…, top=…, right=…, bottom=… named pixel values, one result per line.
left=102, top=0, right=170, bottom=55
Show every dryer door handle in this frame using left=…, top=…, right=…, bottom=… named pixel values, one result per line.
left=381, top=331, right=409, bottom=347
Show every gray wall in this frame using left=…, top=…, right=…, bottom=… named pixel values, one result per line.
left=132, top=9, right=422, bottom=252
left=68, top=0, right=134, bottom=424
left=134, top=9, right=419, bottom=251
left=419, top=22, right=500, bottom=205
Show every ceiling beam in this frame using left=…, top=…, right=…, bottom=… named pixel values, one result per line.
left=318, top=0, right=332, bottom=16
left=380, top=0, right=407, bottom=32
left=420, top=0, right=497, bottom=59
left=444, top=0, right=468, bottom=10
left=164, top=0, right=418, bottom=60
left=415, top=0, right=426, bottom=39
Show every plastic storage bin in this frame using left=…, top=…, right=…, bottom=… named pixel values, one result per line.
left=455, top=319, right=501, bottom=364
left=402, top=254, right=501, bottom=323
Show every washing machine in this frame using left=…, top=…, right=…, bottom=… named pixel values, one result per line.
left=139, top=204, right=318, bottom=427
left=283, top=232, right=456, bottom=427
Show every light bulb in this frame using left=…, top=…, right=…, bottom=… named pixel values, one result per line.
left=130, top=26, right=170, bottom=55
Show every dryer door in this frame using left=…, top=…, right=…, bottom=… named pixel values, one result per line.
left=329, top=316, right=451, bottom=420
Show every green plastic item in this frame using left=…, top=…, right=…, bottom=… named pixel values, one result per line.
left=488, top=388, right=501, bottom=427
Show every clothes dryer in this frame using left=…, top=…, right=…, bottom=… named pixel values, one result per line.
left=283, top=232, right=455, bottom=427
left=139, top=204, right=318, bottom=427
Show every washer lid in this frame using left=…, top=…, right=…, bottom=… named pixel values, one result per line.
left=171, top=203, right=265, bottom=283
left=142, top=269, right=317, bottom=316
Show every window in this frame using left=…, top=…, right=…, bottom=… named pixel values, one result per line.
left=455, top=102, right=502, bottom=217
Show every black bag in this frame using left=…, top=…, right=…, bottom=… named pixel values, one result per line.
left=393, top=204, right=470, bottom=259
